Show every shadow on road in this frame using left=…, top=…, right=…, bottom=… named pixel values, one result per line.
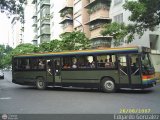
left=16, top=86, right=154, bottom=94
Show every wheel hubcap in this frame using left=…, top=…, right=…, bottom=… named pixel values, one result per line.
left=38, top=80, right=44, bottom=88
left=104, top=81, right=114, bottom=90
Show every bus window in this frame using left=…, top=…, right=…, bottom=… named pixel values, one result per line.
left=30, top=58, right=39, bottom=69
left=129, top=54, right=140, bottom=75
left=62, top=56, right=77, bottom=69
left=141, top=53, right=154, bottom=75
left=78, top=55, right=95, bottom=68
left=38, top=59, right=45, bottom=69
left=97, top=54, right=116, bottom=68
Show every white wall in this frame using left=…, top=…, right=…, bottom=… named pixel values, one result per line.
left=24, top=1, right=34, bottom=44
left=50, top=0, right=64, bottom=40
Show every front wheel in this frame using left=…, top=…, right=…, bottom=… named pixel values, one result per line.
left=36, top=77, right=46, bottom=90
left=101, top=78, right=115, bottom=93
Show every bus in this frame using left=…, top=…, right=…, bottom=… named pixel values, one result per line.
left=12, top=46, right=157, bottom=92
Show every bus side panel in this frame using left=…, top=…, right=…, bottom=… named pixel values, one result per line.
left=12, top=71, right=46, bottom=85
left=61, top=70, right=119, bottom=88
left=131, top=75, right=142, bottom=88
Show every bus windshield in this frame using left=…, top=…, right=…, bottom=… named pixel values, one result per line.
left=141, top=53, right=154, bottom=75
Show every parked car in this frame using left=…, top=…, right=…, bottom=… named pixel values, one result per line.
left=0, top=70, right=4, bottom=79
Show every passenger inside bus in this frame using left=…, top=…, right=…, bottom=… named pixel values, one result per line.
left=39, top=60, right=45, bottom=69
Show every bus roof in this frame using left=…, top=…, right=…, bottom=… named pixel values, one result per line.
left=13, top=46, right=144, bottom=58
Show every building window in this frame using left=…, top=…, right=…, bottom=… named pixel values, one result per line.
left=114, top=0, right=122, bottom=5
left=113, top=13, right=123, bottom=23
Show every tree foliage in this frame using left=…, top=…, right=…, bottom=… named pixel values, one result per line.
left=101, top=0, right=160, bottom=46
left=0, top=45, right=13, bottom=68
left=123, top=0, right=160, bottom=31
left=35, top=39, right=61, bottom=52
left=11, top=43, right=36, bottom=55
left=60, top=31, right=90, bottom=50
left=0, top=0, right=26, bottom=22
left=0, top=31, right=90, bottom=68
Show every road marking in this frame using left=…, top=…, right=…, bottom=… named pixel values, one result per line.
left=0, top=97, right=12, bottom=100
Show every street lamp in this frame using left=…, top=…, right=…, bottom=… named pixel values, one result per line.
left=66, top=16, right=84, bottom=32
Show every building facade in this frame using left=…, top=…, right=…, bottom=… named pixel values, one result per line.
left=32, top=0, right=51, bottom=45
left=59, top=0, right=112, bottom=48
left=31, top=0, right=160, bottom=53
left=11, top=16, right=24, bottom=48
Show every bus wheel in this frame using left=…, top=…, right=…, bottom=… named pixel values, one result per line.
left=101, top=78, right=115, bottom=93
left=36, top=77, right=46, bottom=90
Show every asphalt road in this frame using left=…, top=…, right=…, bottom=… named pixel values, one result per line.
left=0, top=71, right=160, bottom=114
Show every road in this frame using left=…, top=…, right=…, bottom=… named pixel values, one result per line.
left=0, top=71, right=160, bottom=114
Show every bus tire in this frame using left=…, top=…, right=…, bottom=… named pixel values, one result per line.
left=101, top=77, right=115, bottom=93
left=36, top=77, right=46, bottom=90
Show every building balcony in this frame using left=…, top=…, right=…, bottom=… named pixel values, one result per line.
left=40, top=0, right=50, bottom=8
left=60, top=14, right=73, bottom=22
left=89, top=8, right=109, bottom=21
left=59, top=7, right=73, bottom=19
left=91, top=37, right=112, bottom=48
left=90, top=27, right=103, bottom=39
left=86, top=17, right=111, bottom=30
left=90, top=27, right=112, bottom=40
left=63, top=24, right=73, bottom=33
left=39, top=34, right=50, bottom=43
left=32, top=23, right=37, bottom=27
left=60, top=18, right=73, bottom=24
left=60, top=0, right=73, bottom=12
left=86, top=0, right=111, bottom=8
left=41, top=28, right=50, bottom=35
left=41, top=18, right=50, bottom=26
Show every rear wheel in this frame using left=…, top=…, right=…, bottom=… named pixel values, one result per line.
left=36, top=77, right=46, bottom=90
left=101, top=77, right=115, bottom=93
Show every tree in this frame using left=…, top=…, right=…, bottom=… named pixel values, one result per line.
left=0, top=0, right=26, bottom=21
left=0, top=44, right=13, bottom=68
left=35, top=39, right=61, bottom=52
left=60, top=31, right=90, bottom=50
left=12, top=43, right=36, bottom=55
left=101, top=0, right=160, bottom=45
left=123, top=0, right=160, bottom=31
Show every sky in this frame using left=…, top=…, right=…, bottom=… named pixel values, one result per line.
left=0, top=13, right=12, bottom=46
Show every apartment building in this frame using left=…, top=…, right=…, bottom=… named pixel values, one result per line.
left=59, top=0, right=112, bottom=48
left=24, top=0, right=34, bottom=44
left=31, top=0, right=51, bottom=45
left=59, top=0, right=74, bottom=34
left=11, top=16, right=24, bottom=48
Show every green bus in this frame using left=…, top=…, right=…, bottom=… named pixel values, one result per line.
left=12, top=46, right=157, bottom=92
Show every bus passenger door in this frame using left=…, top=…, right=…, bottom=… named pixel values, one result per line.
left=53, top=58, right=61, bottom=85
left=129, top=54, right=141, bottom=87
left=46, top=59, right=55, bottom=84
left=117, top=55, right=130, bottom=87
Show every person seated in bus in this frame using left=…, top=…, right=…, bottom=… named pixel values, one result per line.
left=72, top=61, right=77, bottom=68
left=90, top=61, right=95, bottom=68
left=25, top=64, right=30, bottom=69
left=105, top=59, right=111, bottom=68
left=132, top=58, right=140, bottom=75
left=39, top=60, right=45, bottom=69
left=63, top=64, right=70, bottom=69
left=72, top=64, right=77, bottom=68
left=85, top=60, right=91, bottom=68
left=99, top=59, right=105, bottom=68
